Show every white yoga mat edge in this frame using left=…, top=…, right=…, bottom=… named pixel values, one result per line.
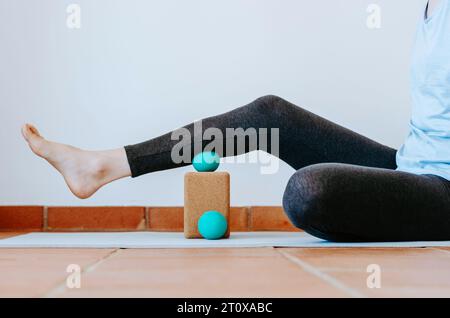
left=1, top=232, right=450, bottom=249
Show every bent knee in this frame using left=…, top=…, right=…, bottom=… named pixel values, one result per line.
left=252, top=95, right=290, bottom=114
left=282, top=164, right=338, bottom=232
left=254, top=94, right=285, bottom=105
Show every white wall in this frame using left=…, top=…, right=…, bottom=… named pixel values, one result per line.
left=0, top=0, right=425, bottom=206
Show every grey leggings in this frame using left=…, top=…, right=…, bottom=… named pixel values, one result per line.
left=125, top=95, right=450, bottom=242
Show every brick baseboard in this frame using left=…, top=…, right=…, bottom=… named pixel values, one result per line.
left=0, top=206, right=299, bottom=232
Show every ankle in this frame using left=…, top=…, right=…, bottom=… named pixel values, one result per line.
left=95, top=149, right=131, bottom=181
left=90, top=154, right=112, bottom=181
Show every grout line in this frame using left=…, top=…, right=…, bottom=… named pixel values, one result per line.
left=42, top=248, right=121, bottom=298
left=43, top=206, right=48, bottom=231
left=83, top=249, right=121, bottom=273
left=277, top=249, right=366, bottom=298
left=430, top=247, right=450, bottom=255
left=247, top=206, right=252, bottom=231
left=244, top=206, right=250, bottom=231
left=145, top=207, right=150, bottom=230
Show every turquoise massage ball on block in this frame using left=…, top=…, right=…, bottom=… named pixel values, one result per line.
left=192, top=151, right=220, bottom=172
left=197, top=211, right=228, bottom=240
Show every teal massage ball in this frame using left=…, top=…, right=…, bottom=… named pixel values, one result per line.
left=192, top=151, right=220, bottom=172
left=197, top=211, right=228, bottom=240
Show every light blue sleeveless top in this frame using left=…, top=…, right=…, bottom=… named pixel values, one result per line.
left=396, top=0, right=450, bottom=180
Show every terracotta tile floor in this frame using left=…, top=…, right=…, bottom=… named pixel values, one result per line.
left=1, top=233, right=450, bottom=297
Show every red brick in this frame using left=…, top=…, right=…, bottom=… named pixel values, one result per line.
left=0, top=232, right=29, bottom=239
left=148, top=207, right=249, bottom=232
left=47, top=207, right=145, bottom=231
left=230, top=207, right=249, bottom=231
left=148, top=207, right=183, bottom=232
left=250, top=206, right=300, bottom=231
left=0, top=206, right=43, bottom=231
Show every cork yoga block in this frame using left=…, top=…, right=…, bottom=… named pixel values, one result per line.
left=184, top=172, right=230, bottom=239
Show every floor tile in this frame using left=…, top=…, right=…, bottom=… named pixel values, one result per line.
left=55, top=248, right=348, bottom=298
left=280, top=248, right=450, bottom=297
left=0, top=248, right=115, bottom=297
left=2, top=245, right=448, bottom=297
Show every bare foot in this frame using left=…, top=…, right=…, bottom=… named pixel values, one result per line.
left=21, top=124, right=131, bottom=199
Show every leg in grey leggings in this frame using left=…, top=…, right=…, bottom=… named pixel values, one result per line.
left=125, top=95, right=450, bottom=242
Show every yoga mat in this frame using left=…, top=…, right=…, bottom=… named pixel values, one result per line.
left=1, top=232, right=450, bottom=248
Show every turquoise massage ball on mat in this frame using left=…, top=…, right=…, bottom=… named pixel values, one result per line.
left=198, top=211, right=228, bottom=240
left=192, top=151, right=220, bottom=172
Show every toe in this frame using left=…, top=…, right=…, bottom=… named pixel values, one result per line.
left=22, top=123, right=47, bottom=156
left=21, top=124, right=29, bottom=141
left=28, top=124, right=41, bottom=137
left=21, top=124, right=41, bottom=142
